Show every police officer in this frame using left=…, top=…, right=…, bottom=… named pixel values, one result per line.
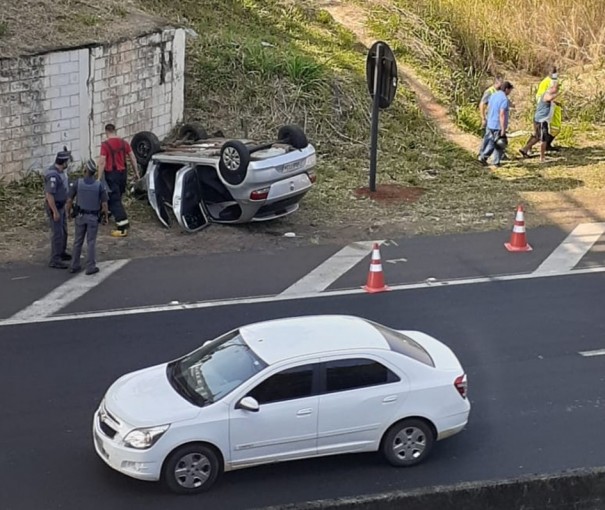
left=45, top=147, right=73, bottom=261
left=44, top=150, right=71, bottom=269
left=66, top=160, right=109, bottom=275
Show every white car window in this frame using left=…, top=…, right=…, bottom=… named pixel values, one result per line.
left=366, top=320, right=435, bottom=367
left=248, top=365, right=315, bottom=405
left=323, top=358, right=400, bottom=394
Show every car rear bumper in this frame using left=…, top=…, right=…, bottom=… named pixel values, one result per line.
left=92, top=408, right=162, bottom=482
left=243, top=173, right=313, bottom=222
left=436, top=409, right=470, bottom=440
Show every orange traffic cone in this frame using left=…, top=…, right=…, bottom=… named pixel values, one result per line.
left=363, top=243, right=390, bottom=293
left=505, top=205, right=533, bottom=252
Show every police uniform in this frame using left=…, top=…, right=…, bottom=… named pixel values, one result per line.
left=45, top=167, right=71, bottom=258
left=69, top=171, right=109, bottom=275
left=44, top=162, right=69, bottom=268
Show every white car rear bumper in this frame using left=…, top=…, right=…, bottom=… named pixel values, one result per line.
left=436, top=409, right=470, bottom=440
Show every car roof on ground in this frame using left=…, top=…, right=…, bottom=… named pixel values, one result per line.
left=240, top=315, right=390, bottom=365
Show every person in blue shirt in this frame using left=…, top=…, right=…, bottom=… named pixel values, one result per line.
left=478, top=81, right=514, bottom=167
left=477, top=75, right=503, bottom=156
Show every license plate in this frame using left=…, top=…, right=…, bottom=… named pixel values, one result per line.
left=283, top=160, right=303, bottom=172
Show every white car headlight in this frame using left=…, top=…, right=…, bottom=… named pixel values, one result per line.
left=123, top=425, right=169, bottom=449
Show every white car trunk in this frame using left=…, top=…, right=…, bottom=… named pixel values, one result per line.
left=399, top=330, right=463, bottom=372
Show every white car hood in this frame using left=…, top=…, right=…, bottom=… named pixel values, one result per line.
left=105, top=363, right=200, bottom=427
left=399, top=330, right=463, bottom=372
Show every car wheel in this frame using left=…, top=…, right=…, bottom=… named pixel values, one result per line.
left=219, top=140, right=250, bottom=185
left=277, top=124, right=308, bottom=149
left=381, top=419, right=434, bottom=467
left=131, top=131, right=161, bottom=171
left=179, top=123, right=208, bottom=142
left=162, top=444, right=222, bottom=495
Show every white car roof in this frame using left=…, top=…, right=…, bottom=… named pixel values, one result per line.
left=240, top=315, right=390, bottom=365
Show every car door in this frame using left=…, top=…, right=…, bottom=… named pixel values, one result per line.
left=173, top=165, right=210, bottom=232
left=316, top=356, right=409, bottom=455
left=228, top=363, right=319, bottom=467
left=145, top=161, right=171, bottom=227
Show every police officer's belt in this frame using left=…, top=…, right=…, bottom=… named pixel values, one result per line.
left=80, top=209, right=100, bottom=214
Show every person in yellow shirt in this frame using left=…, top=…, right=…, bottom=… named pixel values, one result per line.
left=521, top=66, right=563, bottom=157
left=538, top=67, right=564, bottom=151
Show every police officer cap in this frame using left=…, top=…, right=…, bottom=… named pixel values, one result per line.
left=85, top=159, right=97, bottom=174
left=56, top=149, right=72, bottom=163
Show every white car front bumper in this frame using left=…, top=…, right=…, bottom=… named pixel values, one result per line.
left=92, top=407, right=162, bottom=482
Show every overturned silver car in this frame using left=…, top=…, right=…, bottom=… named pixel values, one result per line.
left=131, top=124, right=317, bottom=233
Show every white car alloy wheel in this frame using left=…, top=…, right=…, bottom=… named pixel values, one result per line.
left=163, top=445, right=222, bottom=494
left=175, top=452, right=211, bottom=488
left=381, top=419, right=435, bottom=467
left=222, top=147, right=241, bottom=172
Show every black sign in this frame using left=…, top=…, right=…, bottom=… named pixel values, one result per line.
left=366, top=41, right=398, bottom=192
left=366, top=41, right=398, bottom=109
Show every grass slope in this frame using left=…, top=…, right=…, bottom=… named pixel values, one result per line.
left=1, top=0, right=605, bottom=261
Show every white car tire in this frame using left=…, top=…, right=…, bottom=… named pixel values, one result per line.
left=381, top=419, right=435, bottom=467
left=219, top=140, right=250, bottom=185
left=162, top=444, right=223, bottom=494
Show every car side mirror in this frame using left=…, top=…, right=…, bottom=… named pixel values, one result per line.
left=236, top=396, right=260, bottom=412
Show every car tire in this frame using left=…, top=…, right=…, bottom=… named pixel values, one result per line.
left=162, top=444, right=222, bottom=495
left=277, top=124, right=308, bottom=149
left=179, top=123, right=208, bottom=142
left=219, top=140, right=250, bottom=185
left=381, top=419, right=434, bottom=467
left=131, top=131, right=161, bottom=170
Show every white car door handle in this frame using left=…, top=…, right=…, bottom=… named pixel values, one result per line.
left=382, top=395, right=398, bottom=403
left=297, top=408, right=313, bottom=416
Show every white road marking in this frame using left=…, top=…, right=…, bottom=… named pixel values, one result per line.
left=279, top=240, right=382, bottom=296
left=533, top=223, right=605, bottom=274
left=579, top=349, right=605, bottom=358
left=7, top=259, right=130, bottom=322
left=1, top=264, right=605, bottom=327
left=386, top=257, right=408, bottom=264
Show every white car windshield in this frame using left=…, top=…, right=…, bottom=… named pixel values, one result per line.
left=167, top=330, right=267, bottom=407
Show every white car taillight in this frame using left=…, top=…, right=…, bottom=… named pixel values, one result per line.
left=250, top=187, right=270, bottom=200
left=454, top=374, right=467, bottom=399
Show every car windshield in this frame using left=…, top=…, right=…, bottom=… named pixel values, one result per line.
left=167, top=330, right=267, bottom=407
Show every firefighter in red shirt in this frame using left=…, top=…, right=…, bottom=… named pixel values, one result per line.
left=97, top=123, right=140, bottom=237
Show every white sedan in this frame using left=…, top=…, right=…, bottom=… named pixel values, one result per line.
left=92, top=315, right=470, bottom=494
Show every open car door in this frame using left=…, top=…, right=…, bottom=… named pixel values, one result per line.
left=173, top=165, right=210, bottom=233
left=146, top=161, right=171, bottom=228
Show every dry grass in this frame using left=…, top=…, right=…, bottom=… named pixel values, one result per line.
left=0, top=0, right=165, bottom=58
left=363, top=0, right=605, bottom=131
left=395, top=0, right=605, bottom=74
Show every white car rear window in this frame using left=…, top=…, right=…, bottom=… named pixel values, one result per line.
left=368, top=321, right=435, bottom=367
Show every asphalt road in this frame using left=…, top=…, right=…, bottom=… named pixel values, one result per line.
left=1, top=272, right=605, bottom=510
left=0, top=226, right=580, bottom=320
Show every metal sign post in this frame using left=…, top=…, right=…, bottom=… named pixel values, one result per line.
left=369, top=43, right=382, bottom=192
left=365, top=41, right=398, bottom=193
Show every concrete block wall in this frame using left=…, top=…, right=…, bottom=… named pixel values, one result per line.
left=0, top=50, right=88, bottom=179
left=0, top=28, right=186, bottom=182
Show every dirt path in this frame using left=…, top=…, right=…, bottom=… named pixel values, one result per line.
left=318, top=0, right=605, bottom=229
left=317, top=0, right=482, bottom=155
